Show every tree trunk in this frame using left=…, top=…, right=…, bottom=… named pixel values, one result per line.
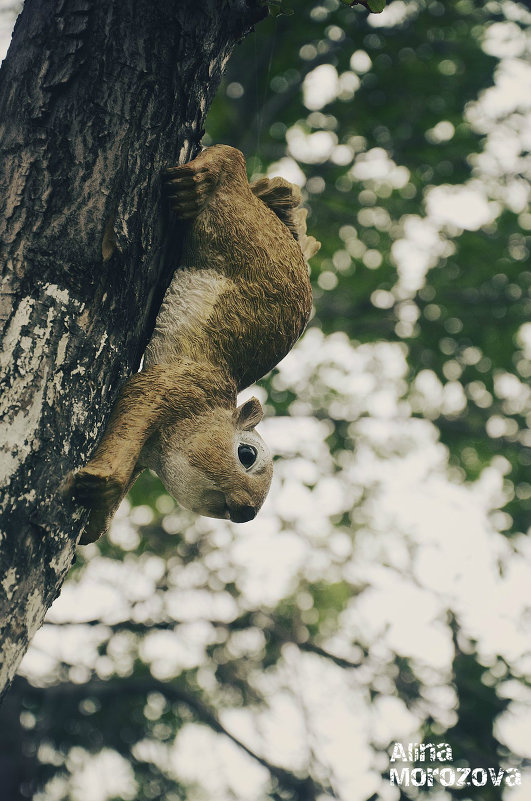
left=0, top=0, right=266, bottom=699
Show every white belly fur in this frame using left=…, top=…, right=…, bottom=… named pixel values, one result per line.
left=144, top=268, right=234, bottom=366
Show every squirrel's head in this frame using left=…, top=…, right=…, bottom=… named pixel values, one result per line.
left=141, top=398, right=273, bottom=524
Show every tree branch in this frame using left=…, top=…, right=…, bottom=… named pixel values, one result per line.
left=18, top=674, right=332, bottom=799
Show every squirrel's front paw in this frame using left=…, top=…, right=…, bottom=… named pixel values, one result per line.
left=64, top=467, right=125, bottom=544
left=68, top=466, right=124, bottom=507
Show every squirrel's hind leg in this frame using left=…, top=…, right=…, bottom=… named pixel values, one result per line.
left=251, top=176, right=321, bottom=262
left=165, top=166, right=213, bottom=219
left=164, top=155, right=219, bottom=220
left=164, top=145, right=246, bottom=220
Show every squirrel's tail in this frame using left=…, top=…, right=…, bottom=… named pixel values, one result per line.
left=251, top=177, right=321, bottom=265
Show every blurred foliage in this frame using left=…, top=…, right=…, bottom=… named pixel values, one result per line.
left=3, top=1, right=531, bottom=799
left=208, top=0, right=531, bottom=537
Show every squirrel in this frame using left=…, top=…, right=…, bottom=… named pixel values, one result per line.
left=68, top=145, right=320, bottom=543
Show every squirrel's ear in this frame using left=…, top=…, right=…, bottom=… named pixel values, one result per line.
left=234, top=397, right=264, bottom=430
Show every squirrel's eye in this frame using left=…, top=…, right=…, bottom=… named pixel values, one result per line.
left=238, top=444, right=257, bottom=469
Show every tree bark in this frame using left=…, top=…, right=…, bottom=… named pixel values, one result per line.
left=0, top=0, right=266, bottom=699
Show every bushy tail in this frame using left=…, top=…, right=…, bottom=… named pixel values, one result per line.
left=251, top=176, right=321, bottom=264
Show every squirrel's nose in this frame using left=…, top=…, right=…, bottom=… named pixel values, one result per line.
left=229, top=505, right=256, bottom=523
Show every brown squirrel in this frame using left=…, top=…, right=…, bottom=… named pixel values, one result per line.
left=68, top=145, right=320, bottom=543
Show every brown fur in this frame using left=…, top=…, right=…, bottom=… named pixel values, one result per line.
left=67, top=145, right=319, bottom=542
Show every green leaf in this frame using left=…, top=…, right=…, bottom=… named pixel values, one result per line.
left=339, top=0, right=386, bottom=10
left=265, top=0, right=294, bottom=16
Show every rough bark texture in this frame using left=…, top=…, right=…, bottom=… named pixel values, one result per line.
left=0, top=0, right=267, bottom=699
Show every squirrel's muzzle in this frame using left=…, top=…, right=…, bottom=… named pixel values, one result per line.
left=229, top=505, right=256, bottom=523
